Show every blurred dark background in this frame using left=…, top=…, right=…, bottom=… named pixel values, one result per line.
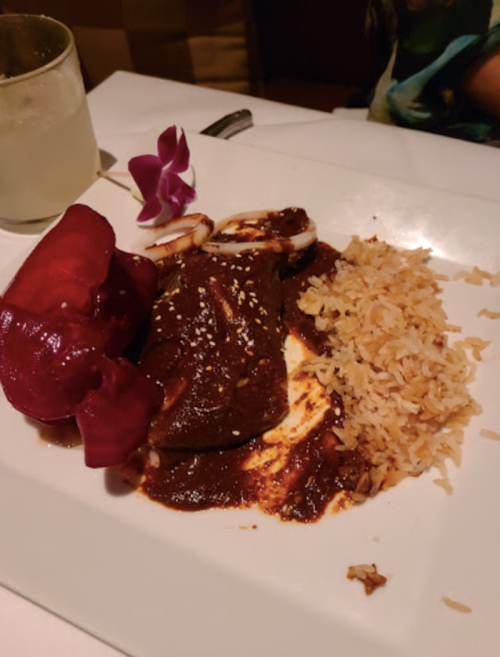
left=253, top=0, right=389, bottom=109
left=0, top=0, right=391, bottom=111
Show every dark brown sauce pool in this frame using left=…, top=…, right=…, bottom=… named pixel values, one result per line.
left=142, top=404, right=370, bottom=523
left=139, top=239, right=373, bottom=523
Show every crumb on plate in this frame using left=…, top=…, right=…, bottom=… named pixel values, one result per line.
left=347, top=564, right=387, bottom=595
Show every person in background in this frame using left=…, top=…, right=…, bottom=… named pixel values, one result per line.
left=367, top=0, right=500, bottom=143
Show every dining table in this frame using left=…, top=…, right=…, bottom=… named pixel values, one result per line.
left=1, top=70, right=499, bottom=657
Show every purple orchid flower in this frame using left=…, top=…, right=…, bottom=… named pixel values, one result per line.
left=128, top=126, right=196, bottom=223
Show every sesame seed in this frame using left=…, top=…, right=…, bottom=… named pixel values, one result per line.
left=155, top=315, right=162, bottom=321
left=133, top=255, right=141, bottom=261
left=236, top=328, right=243, bottom=334
left=200, top=302, right=206, bottom=308
left=235, top=254, right=242, bottom=258
left=206, top=366, right=213, bottom=371
left=255, top=318, right=262, bottom=324
left=207, top=334, right=213, bottom=339
left=198, top=287, right=206, bottom=293
left=157, top=328, right=162, bottom=333
left=209, top=341, right=216, bottom=347
left=176, top=314, right=182, bottom=320
left=61, top=302, right=67, bottom=308
left=210, top=277, right=216, bottom=282
left=190, top=342, right=197, bottom=347
left=195, top=328, right=200, bottom=335
left=221, top=262, right=227, bottom=267
left=225, top=336, right=230, bottom=342
left=249, top=292, right=257, bottom=297
left=232, top=430, right=241, bottom=436
left=246, top=280, right=254, bottom=285
left=334, top=407, right=341, bottom=416
left=263, top=326, right=268, bottom=331
left=219, top=386, right=224, bottom=392
left=169, top=307, right=175, bottom=311
left=245, top=267, right=250, bottom=272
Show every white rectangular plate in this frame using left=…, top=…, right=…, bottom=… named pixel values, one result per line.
left=0, top=133, right=499, bottom=657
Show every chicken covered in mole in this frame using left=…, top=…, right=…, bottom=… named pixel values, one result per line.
left=139, top=240, right=289, bottom=451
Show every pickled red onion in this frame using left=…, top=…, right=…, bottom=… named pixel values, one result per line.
left=0, top=204, right=163, bottom=468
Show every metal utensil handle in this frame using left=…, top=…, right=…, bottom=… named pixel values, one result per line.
left=200, top=109, right=253, bottom=139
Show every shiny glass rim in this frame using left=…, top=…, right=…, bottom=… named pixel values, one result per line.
left=0, top=13, right=75, bottom=87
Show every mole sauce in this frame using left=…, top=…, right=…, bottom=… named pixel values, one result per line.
left=139, top=231, right=372, bottom=523
left=282, top=241, right=341, bottom=354
left=212, top=207, right=310, bottom=242
left=142, top=398, right=370, bottom=523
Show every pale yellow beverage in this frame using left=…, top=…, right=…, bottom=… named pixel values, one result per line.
left=0, top=15, right=100, bottom=223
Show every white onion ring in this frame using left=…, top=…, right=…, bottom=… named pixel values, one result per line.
left=140, top=214, right=214, bottom=262
left=201, top=210, right=317, bottom=255
left=210, top=211, right=270, bottom=236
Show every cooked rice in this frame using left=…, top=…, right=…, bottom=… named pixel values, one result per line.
left=442, top=597, right=472, bottom=613
left=478, top=308, right=500, bottom=319
left=453, top=266, right=500, bottom=287
left=298, top=237, right=480, bottom=496
left=454, top=336, right=490, bottom=362
left=433, top=478, right=453, bottom=495
left=490, top=272, right=500, bottom=287
left=480, top=428, right=500, bottom=441
left=453, top=268, right=483, bottom=285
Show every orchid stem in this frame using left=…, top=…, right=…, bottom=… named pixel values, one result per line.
left=97, top=170, right=144, bottom=202
left=98, top=170, right=133, bottom=192
left=99, top=170, right=130, bottom=177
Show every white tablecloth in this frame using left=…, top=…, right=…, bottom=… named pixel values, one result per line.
left=1, top=70, right=499, bottom=656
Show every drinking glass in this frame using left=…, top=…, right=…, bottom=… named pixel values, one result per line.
left=0, top=14, right=100, bottom=223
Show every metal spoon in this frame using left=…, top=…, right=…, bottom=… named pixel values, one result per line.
left=200, top=109, right=253, bottom=139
